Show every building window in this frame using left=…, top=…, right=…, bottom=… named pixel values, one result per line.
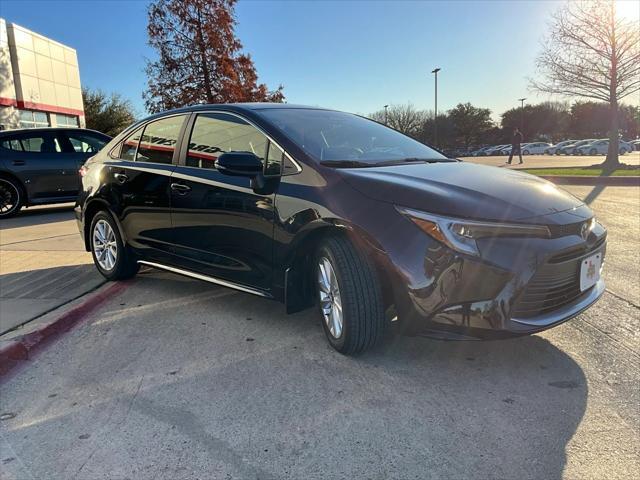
left=55, top=113, right=79, bottom=128
left=19, top=110, right=50, bottom=129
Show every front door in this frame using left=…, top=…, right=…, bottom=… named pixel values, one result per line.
left=170, top=112, right=278, bottom=291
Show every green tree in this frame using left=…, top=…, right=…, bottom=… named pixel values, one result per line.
left=501, top=102, right=571, bottom=142
left=448, top=103, right=493, bottom=149
left=82, top=88, right=136, bottom=137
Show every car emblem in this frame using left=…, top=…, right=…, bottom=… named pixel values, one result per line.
left=580, top=222, right=589, bottom=240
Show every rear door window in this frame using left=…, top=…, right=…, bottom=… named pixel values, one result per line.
left=136, top=115, right=186, bottom=164
left=10, top=133, right=63, bottom=153
left=117, top=127, right=143, bottom=161
left=63, top=131, right=108, bottom=153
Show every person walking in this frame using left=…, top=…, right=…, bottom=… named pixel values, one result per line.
left=507, top=128, right=524, bottom=165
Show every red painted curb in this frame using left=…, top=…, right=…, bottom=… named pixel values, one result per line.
left=0, top=280, right=129, bottom=376
left=539, top=175, right=640, bottom=186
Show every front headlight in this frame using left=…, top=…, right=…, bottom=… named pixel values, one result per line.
left=396, top=207, right=551, bottom=256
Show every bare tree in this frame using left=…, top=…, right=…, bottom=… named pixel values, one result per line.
left=369, top=104, right=428, bottom=137
left=531, top=0, right=640, bottom=167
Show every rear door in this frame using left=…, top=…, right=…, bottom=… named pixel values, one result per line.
left=57, top=130, right=111, bottom=195
left=105, top=114, right=187, bottom=262
left=1, top=131, right=76, bottom=200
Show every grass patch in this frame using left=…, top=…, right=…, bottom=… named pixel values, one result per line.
left=522, top=167, right=640, bottom=177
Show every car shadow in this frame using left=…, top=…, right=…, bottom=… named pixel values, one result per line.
left=1, top=203, right=76, bottom=230
left=111, top=273, right=588, bottom=479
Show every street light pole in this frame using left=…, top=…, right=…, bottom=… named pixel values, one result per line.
left=518, top=97, right=526, bottom=132
left=432, top=67, right=441, bottom=146
left=384, top=104, right=389, bottom=124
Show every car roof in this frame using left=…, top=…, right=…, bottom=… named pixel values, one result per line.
left=0, top=127, right=111, bottom=138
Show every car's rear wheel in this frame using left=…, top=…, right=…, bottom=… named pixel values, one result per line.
left=90, top=211, right=139, bottom=280
left=315, top=235, right=385, bottom=354
left=0, top=177, right=24, bottom=219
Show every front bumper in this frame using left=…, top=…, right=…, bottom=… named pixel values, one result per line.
left=379, top=213, right=607, bottom=340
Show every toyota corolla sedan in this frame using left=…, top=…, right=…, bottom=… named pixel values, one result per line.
left=76, top=104, right=606, bottom=354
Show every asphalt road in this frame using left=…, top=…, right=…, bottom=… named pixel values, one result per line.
left=462, top=151, right=640, bottom=169
left=1, top=186, right=638, bottom=480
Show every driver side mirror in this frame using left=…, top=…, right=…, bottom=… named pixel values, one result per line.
left=215, top=152, right=263, bottom=177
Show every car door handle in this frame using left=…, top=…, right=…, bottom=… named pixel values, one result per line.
left=114, top=173, right=129, bottom=183
left=171, top=183, right=191, bottom=194
left=12, top=160, right=25, bottom=166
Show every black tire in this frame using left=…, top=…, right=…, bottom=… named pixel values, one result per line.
left=314, top=235, right=385, bottom=354
left=0, top=177, right=24, bottom=219
left=523, top=149, right=530, bottom=155
left=90, top=211, right=139, bottom=280
left=590, top=148, right=597, bottom=155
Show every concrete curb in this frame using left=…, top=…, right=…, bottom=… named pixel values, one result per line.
left=0, top=280, right=129, bottom=376
left=539, top=175, right=640, bottom=186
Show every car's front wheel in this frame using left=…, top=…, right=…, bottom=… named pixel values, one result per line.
left=315, top=235, right=385, bottom=354
left=590, top=148, right=597, bottom=155
left=0, top=177, right=24, bottom=219
left=522, top=149, right=530, bottom=155
left=90, top=211, right=139, bottom=280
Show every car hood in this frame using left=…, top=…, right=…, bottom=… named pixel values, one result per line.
left=339, top=162, right=588, bottom=223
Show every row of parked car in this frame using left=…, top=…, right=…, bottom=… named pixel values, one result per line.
left=471, top=138, right=640, bottom=157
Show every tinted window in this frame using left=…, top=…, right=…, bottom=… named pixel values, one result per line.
left=0, top=137, right=23, bottom=151
left=65, top=132, right=108, bottom=153
left=137, top=115, right=186, bottom=164
left=257, top=108, right=447, bottom=165
left=12, top=133, right=62, bottom=153
left=119, top=127, right=143, bottom=161
left=186, top=113, right=267, bottom=169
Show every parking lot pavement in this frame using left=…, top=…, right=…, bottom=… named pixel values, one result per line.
left=1, top=187, right=638, bottom=479
left=0, top=204, right=104, bottom=334
left=463, top=151, right=640, bottom=169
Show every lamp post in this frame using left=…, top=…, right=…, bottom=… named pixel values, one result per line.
left=384, top=104, right=389, bottom=124
left=432, top=68, right=441, bottom=146
left=518, top=97, right=526, bottom=132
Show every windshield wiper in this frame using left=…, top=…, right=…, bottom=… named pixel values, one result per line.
left=319, top=160, right=372, bottom=168
left=374, top=158, right=455, bottom=166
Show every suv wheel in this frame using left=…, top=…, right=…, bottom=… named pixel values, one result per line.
left=90, top=211, right=139, bottom=280
left=0, top=178, right=24, bottom=219
left=315, top=235, right=385, bottom=354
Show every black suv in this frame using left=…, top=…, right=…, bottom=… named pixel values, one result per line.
left=0, top=127, right=111, bottom=217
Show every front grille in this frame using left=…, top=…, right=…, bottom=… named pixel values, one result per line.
left=548, top=221, right=587, bottom=238
left=512, top=243, right=605, bottom=319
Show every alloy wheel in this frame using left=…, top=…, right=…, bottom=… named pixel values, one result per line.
left=93, top=219, right=118, bottom=271
left=0, top=180, right=19, bottom=216
left=318, top=257, right=343, bottom=338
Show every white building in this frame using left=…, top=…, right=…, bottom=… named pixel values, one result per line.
left=0, top=18, right=85, bottom=130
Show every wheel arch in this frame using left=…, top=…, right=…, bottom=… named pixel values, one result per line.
left=282, top=218, right=393, bottom=314
left=82, top=199, right=127, bottom=252
left=0, top=170, right=27, bottom=199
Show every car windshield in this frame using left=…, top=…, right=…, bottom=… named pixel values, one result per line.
left=257, top=108, right=450, bottom=166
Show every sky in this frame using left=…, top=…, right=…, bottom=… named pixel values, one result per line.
left=1, top=0, right=638, bottom=120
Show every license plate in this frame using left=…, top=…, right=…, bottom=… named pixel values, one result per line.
left=580, top=252, right=602, bottom=292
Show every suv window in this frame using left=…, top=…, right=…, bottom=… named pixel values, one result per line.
left=137, top=115, right=186, bottom=164
left=0, top=137, right=23, bottom=151
left=64, top=131, right=108, bottom=153
left=186, top=113, right=267, bottom=169
left=3, top=133, right=63, bottom=153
